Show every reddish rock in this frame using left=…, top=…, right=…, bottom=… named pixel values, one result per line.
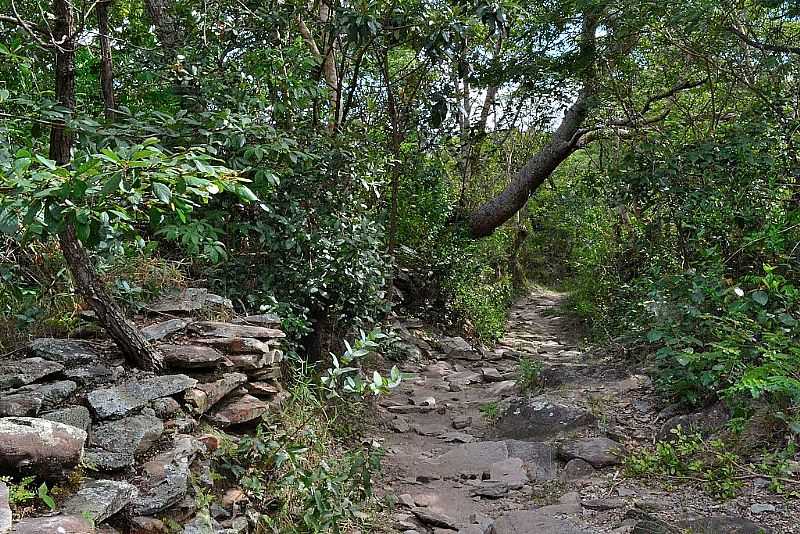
left=193, top=337, right=272, bottom=354
left=129, top=516, right=168, bottom=534
left=11, top=514, right=94, bottom=533
left=247, top=381, right=281, bottom=397
left=206, top=395, right=268, bottom=427
left=197, top=434, right=222, bottom=452
left=189, top=321, right=285, bottom=339
left=0, top=417, right=87, bottom=477
left=159, top=344, right=226, bottom=369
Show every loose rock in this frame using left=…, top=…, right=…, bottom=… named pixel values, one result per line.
left=62, top=479, right=138, bottom=522
left=159, top=344, right=226, bottom=369
left=41, top=406, right=92, bottom=432
left=559, top=437, right=624, bottom=468
left=189, top=321, right=285, bottom=339
left=11, top=515, right=94, bottom=534
left=184, top=373, right=248, bottom=415
left=0, top=358, right=64, bottom=391
left=141, top=319, right=190, bottom=341
left=495, top=397, right=594, bottom=440
left=28, top=338, right=100, bottom=366
left=85, top=415, right=164, bottom=470
left=129, top=436, right=201, bottom=516
left=0, top=417, right=87, bottom=477
left=206, top=394, right=268, bottom=427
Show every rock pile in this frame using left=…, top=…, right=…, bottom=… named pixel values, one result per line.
left=0, top=288, right=286, bottom=533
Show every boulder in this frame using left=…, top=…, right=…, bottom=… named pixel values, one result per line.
left=206, top=395, right=268, bottom=427
left=505, top=440, right=556, bottom=481
left=159, top=345, right=226, bottom=369
left=559, top=437, right=624, bottom=468
left=470, top=480, right=509, bottom=498
left=426, top=441, right=509, bottom=479
left=85, top=415, right=164, bottom=471
left=184, top=373, right=248, bottom=415
left=0, top=358, right=63, bottom=391
left=11, top=515, right=94, bottom=533
left=41, top=406, right=92, bottom=433
left=0, top=417, right=86, bottom=477
left=189, top=321, right=285, bottom=340
left=495, top=397, right=594, bottom=440
left=439, top=336, right=480, bottom=360
left=28, top=339, right=100, bottom=366
left=561, top=459, right=595, bottom=481
left=411, top=508, right=458, bottom=530
left=658, top=401, right=730, bottom=441
left=129, top=436, right=202, bottom=516
left=141, top=319, right=190, bottom=342
left=62, top=479, right=138, bottom=522
left=481, top=368, right=504, bottom=383
left=88, top=375, right=197, bottom=419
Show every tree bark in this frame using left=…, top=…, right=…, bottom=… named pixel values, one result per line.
left=144, top=0, right=179, bottom=55
left=467, top=88, right=592, bottom=237
left=96, top=0, right=116, bottom=120
left=49, top=0, right=163, bottom=371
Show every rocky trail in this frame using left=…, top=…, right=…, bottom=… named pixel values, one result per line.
left=374, top=290, right=796, bottom=534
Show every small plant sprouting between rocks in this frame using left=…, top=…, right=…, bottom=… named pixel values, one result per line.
left=516, top=355, right=543, bottom=394
left=624, top=426, right=800, bottom=499
left=480, top=401, right=501, bottom=425
left=0, top=476, right=56, bottom=513
left=212, top=330, right=401, bottom=532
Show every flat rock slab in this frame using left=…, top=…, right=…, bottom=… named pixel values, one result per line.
left=505, top=440, right=557, bottom=481
left=411, top=508, right=458, bottom=529
left=0, top=381, right=77, bottom=417
left=680, top=517, right=773, bottom=534
left=28, top=338, right=100, bottom=366
left=159, top=344, right=226, bottom=369
left=147, top=288, right=231, bottom=314
left=41, top=406, right=92, bottom=433
left=491, top=510, right=589, bottom=534
left=206, top=394, right=268, bottom=427
left=141, top=319, right=190, bottom=341
left=184, top=373, right=248, bottom=415
left=64, top=364, right=120, bottom=386
left=559, top=437, right=623, bottom=468
left=0, top=417, right=87, bottom=477
left=0, top=358, right=64, bottom=391
left=85, top=415, right=164, bottom=471
left=194, top=337, right=273, bottom=354
left=130, top=435, right=201, bottom=516
left=10, top=515, right=94, bottom=534
left=62, top=479, right=138, bottom=522
left=490, top=457, right=528, bottom=490
left=88, top=375, right=197, bottom=419
left=427, top=441, right=509, bottom=479
left=495, top=397, right=594, bottom=440
left=190, top=321, right=285, bottom=339
left=470, top=480, right=509, bottom=498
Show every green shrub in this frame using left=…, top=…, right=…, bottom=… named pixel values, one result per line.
left=516, top=356, right=543, bottom=394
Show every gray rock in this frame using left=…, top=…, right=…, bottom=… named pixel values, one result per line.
left=387, top=405, right=435, bottom=414
left=561, top=458, right=595, bottom=481
left=411, top=508, right=458, bottom=529
left=445, top=371, right=482, bottom=388
left=85, top=415, right=164, bottom=470
left=452, top=415, right=472, bottom=430
left=490, top=458, right=528, bottom=489
left=88, top=374, right=197, bottom=419
left=234, top=313, right=281, bottom=326
left=41, top=406, right=92, bottom=432
left=559, top=437, right=624, bottom=468
left=62, top=479, right=138, bottom=522
left=183, top=512, right=222, bottom=534
left=64, top=364, right=120, bottom=386
left=0, top=417, right=87, bottom=477
left=189, top=321, right=285, bottom=339
left=141, top=319, right=190, bottom=341
left=0, top=481, right=11, bottom=533
left=496, top=397, right=594, bottom=440
left=389, top=417, right=411, bottom=433
left=0, top=381, right=78, bottom=417
left=470, top=480, right=509, bottom=498
left=184, top=373, right=248, bottom=415
left=129, top=435, right=202, bottom=515
left=193, top=337, right=273, bottom=354
left=488, top=380, right=518, bottom=397
left=28, top=338, right=100, bottom=366
left=505, top=440, right=557, bottom=481
left=147, top=288, right=211, bottom=314
left=206, top=394, right=268, bottom=427
left=10, top=515, right=94, bottom=533
left=0, top=358, right=63, bottom=391
left=427, top=440, right=508, bottom=479
left=491, top=509, right=589, bottom=533
left=160, top=344, right=226, bottom=369
left=440, top=432, right=476, bottom=443
left=749, top=503, right=776, bottom=514
left=152, top=397, right=181, bottom=418
left=440, top=336, right=481, bottom=360
left=481, top=368, right=504, bottom=382
left=681, top=517, right=772, bottom=533
left=582, top=498, right=626, bottom=511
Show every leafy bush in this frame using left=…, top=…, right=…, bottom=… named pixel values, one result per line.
left=516, top=355, right=543, bottom=394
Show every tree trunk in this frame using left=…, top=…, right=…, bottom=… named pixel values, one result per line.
left=50, top=0, right=163, bottom=371
left=144, top=0, right=179, bottom=55
left=59, top=226, right=164, bottom=371
left=96, top=0, right=116, bottom=120
left=467, top=88, right=592, bottom=238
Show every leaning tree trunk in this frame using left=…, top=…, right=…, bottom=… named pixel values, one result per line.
left=467, top=88, right=592, bottom=238
left=50, top=0, right=163, bottom=371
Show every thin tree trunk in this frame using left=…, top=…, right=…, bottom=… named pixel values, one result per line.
left=382, top=53, right=403, bottom=255
left=50, top=0, right=163, bottom=371
left=144, top=0, right=179, bottom=55
left=96, top=0, right=116, bottom=120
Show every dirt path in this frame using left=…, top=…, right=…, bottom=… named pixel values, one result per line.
left=373, top=290, right=793, bottom=533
